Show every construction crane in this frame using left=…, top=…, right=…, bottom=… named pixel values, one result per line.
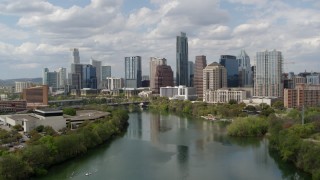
left=283, top=60, right=295, bottom=73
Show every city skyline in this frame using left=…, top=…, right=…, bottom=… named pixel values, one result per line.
left=0, top=0, right=319, bottom=79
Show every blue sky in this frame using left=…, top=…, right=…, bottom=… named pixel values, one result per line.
left=0, top=0, right=319, bottom=79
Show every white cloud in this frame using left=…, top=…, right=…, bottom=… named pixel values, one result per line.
left=233, top=22, right=269, bottom=35
left=0, top=0, right=319, bottom=79
left=10, top=63, right=40, bottom=70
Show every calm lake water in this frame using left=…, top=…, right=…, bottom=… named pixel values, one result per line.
left=37, top=111, right=310, bottom=180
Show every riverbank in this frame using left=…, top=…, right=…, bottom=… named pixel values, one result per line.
left=35, top=111, right=310, bottom=180
left=0, top=109, right=129, bottom=179
left=149, top=98, right=320, bottom=178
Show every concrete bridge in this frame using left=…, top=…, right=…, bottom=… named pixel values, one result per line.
left=49, top=99, right=150, bottom=107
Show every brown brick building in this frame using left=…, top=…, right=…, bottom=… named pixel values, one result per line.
left=154, top=65, right=174, bottom=94
left=194, top=56, right=207, bottom=99
left=0, top=100, right=27, bottom=113
left=284, top=84, right=320, bottom=108
left=23, top=85, right=49, bottom=106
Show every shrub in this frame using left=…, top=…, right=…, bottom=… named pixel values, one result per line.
left=227, top=116, right=268, bottom=137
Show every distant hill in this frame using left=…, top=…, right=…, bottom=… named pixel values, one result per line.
left=0, top=78, right=42, bottom=86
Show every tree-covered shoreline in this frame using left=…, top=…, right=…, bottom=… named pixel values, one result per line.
left=149, top=97, right=320, bottom=179
left=0, top=109, right=129, bottom=179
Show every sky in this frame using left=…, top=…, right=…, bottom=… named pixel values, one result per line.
left=0, top=0, right=319, bottom=79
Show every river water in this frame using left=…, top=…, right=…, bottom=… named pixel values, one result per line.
left=38, top=111, right=310, bottom=180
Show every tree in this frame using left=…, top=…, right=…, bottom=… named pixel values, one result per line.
left=245, top=105, right=256, bottom=112
left=12, top=124, right=23, bottom=131
left=63, top=108, right=76, bottom=116
left=229, top=99, right=238, bottom=105
left=272, top=101, right=284, bottom=110
left=35, top=125, right=44, bottom=132
left=0, top=154, right=31, bottom=179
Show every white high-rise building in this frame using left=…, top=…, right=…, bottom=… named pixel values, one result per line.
left=105, top=77, right=124, bottom=90
left=150, top=57, right=167, bottom=92
left=90, top=58, right=102, bottom=89
left=15, top=82, right=32, bottom=93
left=237, top=50, right=253, bottom=87
left=57, top=67, right=67, bottom=88
left=254, top=50, right=283, bottom=97
left=203, top=62, right=227, bottom=96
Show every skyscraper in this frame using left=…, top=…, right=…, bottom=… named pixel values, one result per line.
left=194, top=55, right=207, bottom=99
left=70, top=64, right=83, bottom=89
left=57, top=67, right=67, bottom=88
left=82, top=64, right=97, bottom=89
left=154, top=65, right=174, bottom=94
left=237, top=50, right=253, bottom=87
left=90, top=58, right=102, bottom=89
left=203, top=62, right=227, bottom=101
left=43, top=68, right=58, bottom=89
left=188, top=61, right=194, bottom=87
left=176, top=32, right=188, bottom=86
left=150, top=57, right=167, bottom=92
left=254, top=50, right=283, bottom=97
left=220, top=55, right=239, bottom=87
left=125, top=56, right=142, bottom=88
left=101, top=66, right=111, bottom=79
left=71, top=48, right=80, bottom=64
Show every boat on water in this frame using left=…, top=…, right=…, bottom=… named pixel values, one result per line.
left=85, top=172, right=92, bottom=176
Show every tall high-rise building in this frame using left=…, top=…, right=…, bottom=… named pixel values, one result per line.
left=150, top=57, right=167, bottom=92
left=254, top=50, right=283, bottom=97
left=101, top=66, right=111, bottom=79
left=203, top=62, right=227, bottom=101
left=43, top=68, right=58, bottom=89
left=71, top=48, right=80, bottom=64
left=194, top=55, right=207, bottom=99
left=57, top=67, right=67, bottom=88
left=220, top=55, right=239, bottom=87
left=82, top=64, right=97, bottom=89
left=154, top=65, right=174, bottom=94
left=237, top=50, right=253, bottom=87
left=125, top=56, right=142, bottom=88
left=176, top=32, right=188, bottom=86
left=90, top=58, right=102, bottom=89
left=188, top=61, right=194, bottom=87
left=70, top=64, right=83, bottom=89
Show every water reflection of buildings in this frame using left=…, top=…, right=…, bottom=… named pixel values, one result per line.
left=195, top=121, right=225, bottom=151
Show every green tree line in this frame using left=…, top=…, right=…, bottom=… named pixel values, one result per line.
left=0, top=109, right=129, bottom=179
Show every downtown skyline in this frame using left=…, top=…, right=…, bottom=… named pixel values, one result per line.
left=0, top=0, right=319, bottom=79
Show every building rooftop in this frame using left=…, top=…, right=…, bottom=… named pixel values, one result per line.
left=35, top=109, right=63, bottom=113
left=10, top=114, right=39, bottom=122
left=66, top=110, right=110, bottom=121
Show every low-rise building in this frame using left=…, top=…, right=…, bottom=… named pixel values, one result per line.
left=284, top=83, right=320, bottom=108
left=0, top=100, right=27, bottom=113
left=204, top=88, right=248, bottom=104
left=243, top=96, right=279, bottom=106
left=80, top=88, right=100, bottom=96
left=22, top=85, right=49, bottom=107
left=65, top=110, right=109, bottom=129
left=160, top=86, right=197, bottom=101
left=0, top=109, right=66, bottom=132
left=138, top=91, right=153, bottom=98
